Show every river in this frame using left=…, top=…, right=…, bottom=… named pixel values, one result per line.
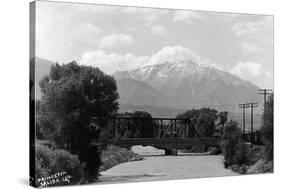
left=99, top=146, right=238, bottom=183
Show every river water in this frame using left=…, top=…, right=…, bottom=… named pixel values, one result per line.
left=99, top=146, right=238, bottom=183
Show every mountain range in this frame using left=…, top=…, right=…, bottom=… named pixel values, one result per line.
left=33, top=57, right=261, bottom=112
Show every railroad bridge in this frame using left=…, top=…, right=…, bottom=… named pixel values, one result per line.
left=93, top=117, right=223, bottom=155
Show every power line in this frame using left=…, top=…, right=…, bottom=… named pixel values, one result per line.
left=191, top=103, right=257, bottom=108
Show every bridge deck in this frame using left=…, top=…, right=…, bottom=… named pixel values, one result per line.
left=114, top=138, right=223, bottom=150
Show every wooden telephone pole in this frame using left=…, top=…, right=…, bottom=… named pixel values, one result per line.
left=239, top=104, right=247, bottom=135
left=245, top=103, right=259, bottom=146
left=258, top=89, right=272, bottom=126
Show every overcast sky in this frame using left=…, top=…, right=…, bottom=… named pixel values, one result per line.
left=36, top=1, right=273, bottom=88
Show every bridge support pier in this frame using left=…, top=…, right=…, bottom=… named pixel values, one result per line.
left=164, top=149, right=178, bottom=156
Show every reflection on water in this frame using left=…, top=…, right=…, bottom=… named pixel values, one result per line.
left=99, top=146, right=238, bottom=183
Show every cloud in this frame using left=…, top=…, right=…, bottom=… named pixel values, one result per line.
left=79, top=50, right=149, bottom=74
left=232, top=22, right=259, bottom=36
left=147, top=46, right=202, bottom=65
left=80, top=46, right=204, bottom=73
left=99, top=34, right=135, bottom=49
left=241, top=43, right=263, bottom=54
left=232, top=17, right=273, bottom=37
left=74, top=23, right=103, bottom=38
left=173, top=10, right=202, bottom=23
left=122, top=7, right=168, bottom=26
left=151, top=25, right=166, bottom=36
left=145, top=12, right=167, bottom=26
left=79, top=46, right=273, bottom=88
left=230, top=61, right=263, bottom=77
left=36, top=18, right=103, bottom=62
left=230, top=61, right=271, bottom=86
left=36, top=2, right=106, bottom=62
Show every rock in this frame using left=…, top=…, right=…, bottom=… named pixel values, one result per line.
left=208, top=147, right=221, bottom=155
left=129, top=156, right=144, bottom=161
left=247, top=159, right=273, bottom=174
left=237, top=165, right=248, bottom=174
left=229, top=165, right=240, bottom=172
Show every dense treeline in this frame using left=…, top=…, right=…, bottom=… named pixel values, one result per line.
left=222, top=93, right=273, bottom=171
left=176, top=102, right=273, bottom=170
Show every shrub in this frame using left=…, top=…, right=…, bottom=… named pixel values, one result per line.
left=223, top=121, right=253, bottom=167
left=35, top=144, right=84, bottom=187
left=236, top=143, right=252, bottom=165
left=263, top=143, right=273, bottom=161
left=78, top=145, right=101, bottom=182
left=222, top=121, right=241, bottom=167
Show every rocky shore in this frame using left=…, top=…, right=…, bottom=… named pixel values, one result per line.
left=100, top=145, right=144, bottom=172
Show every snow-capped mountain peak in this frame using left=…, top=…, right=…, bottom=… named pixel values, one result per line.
left=114, top=59, right=260, bottom=109
left=114, top=60, right=248, bottom=87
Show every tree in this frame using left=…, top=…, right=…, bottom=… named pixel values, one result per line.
left=218, top=111, right=228, bottom=126
left=217, top=111, right=228, bottom=135
left=38, top=62, right=119, bottom=181
left=121, top=111, right=154, bottom=138
left=176, top=108, right=218, bottom=137
left=132, top=111, right=154, bottom=138
left=261, top=93, right=273, bottom=160
left=36, top=100, right=56, bottom=140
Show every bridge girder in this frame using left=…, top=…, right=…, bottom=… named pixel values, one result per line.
left=114, top=138, right=223, bottom=150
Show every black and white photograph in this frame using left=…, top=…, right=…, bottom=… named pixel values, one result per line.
left=29, top=0, right=274, bottom=188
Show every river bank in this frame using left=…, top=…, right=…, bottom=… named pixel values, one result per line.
left=228, top=159, right=273, bottom=174
left=100, top=145, right=144, bottom=171
left=226, top=145, right=273, bottom=174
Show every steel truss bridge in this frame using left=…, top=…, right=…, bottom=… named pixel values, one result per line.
left=92, top=117, right=223, bottom=155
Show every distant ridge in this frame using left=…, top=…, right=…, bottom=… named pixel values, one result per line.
left=33, top=57, right=54, bottom=99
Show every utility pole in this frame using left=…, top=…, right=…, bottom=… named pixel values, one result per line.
left=239, top=104, right=247, bottom=137
left=258, top=89, right=272, bottom=126
left=246, top=103, right=259, bottom=146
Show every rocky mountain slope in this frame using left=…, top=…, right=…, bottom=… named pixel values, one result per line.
left=114, top=60, right=260, bottom=108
